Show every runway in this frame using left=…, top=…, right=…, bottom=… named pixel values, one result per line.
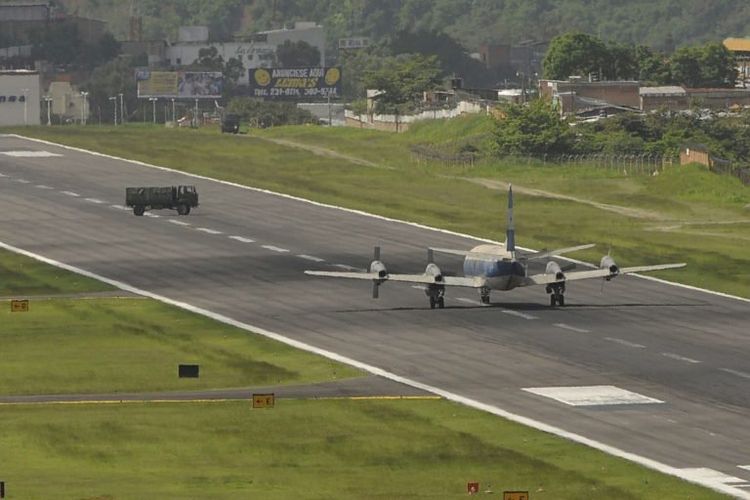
left=1, top=134, right=749, bottom=496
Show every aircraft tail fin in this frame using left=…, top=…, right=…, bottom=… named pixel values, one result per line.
left=505, top=185, right=515, bottom=256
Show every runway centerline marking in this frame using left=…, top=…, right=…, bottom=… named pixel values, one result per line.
left=167, top=220, right=190, bottom=226
left=456, top=297, right=478, bottom=305
left=110, top=205, right=130, bottom=211
left=16, top=178, right=30, bottom=184
left=523, top=385, right=664, bottom=406
left=554, top=323, right=590, bottom=333
left=720, top=368, right=750, bottom=380
left=661, top=352, right=701, bottom=364
left=229, top=236, right=255, bottom=243
left=1, top=150, right=61, bottom=157
left=35, top=184, right=54, bottom=189
left=61, top=191, right=80, bottom=197
left=332, top=263, right=362, bottom=271
left=0, top=172, right=7, bottom=177
left=297, top=254, right=324, bottom=262
left=605, top=337, right=646, bottom=349
left=502, top=309, right=537, bottom=320
left=84, top=198, right=105, bottom=204
left=195, top=227, right=222, bottom=235
left=262, top=245, right=290, bottom=253
left=144, top=213, right=161, bottom=218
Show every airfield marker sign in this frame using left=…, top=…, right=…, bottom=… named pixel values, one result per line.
left=10, top=299, right=28, bottom=312
left=467, top=482, right=479, bottom=494
left=252, top=393, right=275, bottom=408
left=503, top=491, right=529, bottom=500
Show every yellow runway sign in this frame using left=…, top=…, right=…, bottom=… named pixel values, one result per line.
left=10, top=299, right=28, bottom=312
left=252, top=393, right=275, bottom=408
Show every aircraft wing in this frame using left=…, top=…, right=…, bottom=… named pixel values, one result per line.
left=305, top=270, right=485, bottom=288
left=524, top=243, right=596, bottom=260
left=525, top=262, right=686, bottom=285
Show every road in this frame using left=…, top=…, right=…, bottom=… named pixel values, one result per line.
left=1, top=134, right=749, bottom=497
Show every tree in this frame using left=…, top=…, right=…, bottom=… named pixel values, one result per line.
left=85, top=57, right=138, bottom=123
left=226, top=97, right=317, bottom=128
left=670, top=46, right=704, bottom=88
left=363, top=53, right=442, bottom=114
left=542, top=32, right=609, bottom=80
left=698, top=42, right=737, bottom=88
left=635, top=45, right=671, bottom=84
left=276, top=40, right=321, bottom=68
left=492, top=99, right=574, bottom=156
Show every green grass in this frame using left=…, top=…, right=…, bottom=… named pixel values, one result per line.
left=4, top=123, right=748, bottom=298
left=0, top=399, right=727, bottom=499
left=0, top=248, right=114, bottom=296
left=1, top=298, right=360, bottom=395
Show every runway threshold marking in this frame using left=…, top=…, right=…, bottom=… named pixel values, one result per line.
left=167, top=220, right=190, bottom=226
left=61, top=191, right=80, bottom=197
left=605, top=337, right=646, bottom=349
left=554, top=323, right=590, bottom=333
left=523, top=385, right=664, bottom=406
left=501, top=309, right=537, bottom=320
left=229, top=236, right=255, bottom=243
left=262, top=245, right=290, bottom=253
left=297, top=254, right=324, bottom=262
left=661, top=352, right=702, bottom=364
left=719, top=368, right=750, bottom=380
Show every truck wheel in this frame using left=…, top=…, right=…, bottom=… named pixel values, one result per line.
left=184, top=205, right=191, bottom=215
left=177, top=204, right=188, bottom=215
left=133, top=205, right=145, bottom=216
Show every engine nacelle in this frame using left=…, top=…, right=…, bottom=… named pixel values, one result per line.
left=545, top=261, right=565, bottom=281
left=370, top=260, right=388, bottom=280
left=425, top=262, right=443, bottom=283
left=600, top=255, right=619, bottom=280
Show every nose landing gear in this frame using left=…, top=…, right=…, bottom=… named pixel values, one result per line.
left=546, top=283, right=566, bottom=307
left=427, top=284, right=445, bottom=309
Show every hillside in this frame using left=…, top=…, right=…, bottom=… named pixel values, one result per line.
left=55, top=0, right=750, bottom=51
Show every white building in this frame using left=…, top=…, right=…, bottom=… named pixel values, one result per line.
left=0, top=69, right=40, bottom=126
left=165, top=22, right=326, bottom=86
left=48, top=81, right=86, bottom=122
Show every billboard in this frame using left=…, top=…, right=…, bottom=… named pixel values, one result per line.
left=249, top=67, right=341, bottom=100
left=136, top=70, right=223, bottom=98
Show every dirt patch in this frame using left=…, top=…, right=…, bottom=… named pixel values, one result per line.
left=252, top=136, right=392, bottom=170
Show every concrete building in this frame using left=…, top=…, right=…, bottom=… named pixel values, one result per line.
left=165, top=22, right=326, bottom=86
left=685, top=87, right=750, bottom=109
left=0, top=69, right=40, bottom=125
left=47, top=80, right=85, bottom=122
left=723, top=38, right=750, bottom=86
left=540, top=79, right=640, bottom=115
left=639, top=86, right=688, bottom=111
left=0, top=1, right=51, bottom=45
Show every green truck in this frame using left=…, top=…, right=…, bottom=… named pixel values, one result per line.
left=125, top=185, right=199, bottom=216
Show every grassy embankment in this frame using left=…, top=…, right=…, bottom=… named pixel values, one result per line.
left=5, top=120, right=748, bottom=298
left=0, top=181, right=729, bottom=498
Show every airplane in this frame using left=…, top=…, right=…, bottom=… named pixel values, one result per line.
left=304, top=186, right=686, bottom=309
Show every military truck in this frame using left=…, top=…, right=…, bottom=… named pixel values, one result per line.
left=125, top=185, right=199, bottom=216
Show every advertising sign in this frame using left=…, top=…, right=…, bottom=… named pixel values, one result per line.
left=10, top=299, right=29, bottom=312
left=250, top=67, right=341, bottom=100
left=137, top=71, right=223, bottom=98
left=252, top=393, right=275, bottom=408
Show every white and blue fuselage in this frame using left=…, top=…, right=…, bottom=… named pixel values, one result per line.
left=462, top=244, right=527, bottom=291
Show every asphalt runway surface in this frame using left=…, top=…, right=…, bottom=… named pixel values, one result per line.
left=1, top=135, right=749, bottom=496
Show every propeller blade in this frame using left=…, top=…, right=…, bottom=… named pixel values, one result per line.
left=373, top=246, right=381, bottom=261
left=372, top=281, right=379, bottom=299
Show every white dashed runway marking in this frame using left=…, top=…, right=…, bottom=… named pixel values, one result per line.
left=262, top=245, right=290, bottom=253
left=1, top=150, right=62, bottom=157
left=110, top=205, right=130, bottom=211
left=16, top=179, right=30, bottom=184
left=661, top=352, right=701, bottom=364
left=332, top=263, right=361, bottom=271
left=0, top=172, right=6, bottom=177
left=720, top=368, right=750, bottom=380
left=554, top=323, right=590, bottom=333
left=144, top=213, right=160, bottom=218
left=605, top=337, right=646, bottom=349
left=167, top=220, right=190, bottom=226
left=501, top=309, right=537, bottom=320
left=84, top=198, right=105, bottom=204
left=229, top=236, right=255, bottom=243
left=35, top=184, right=53, bottom=189
left=297, top=254, right=324, bottom=262
left=523, top=385, right=664, bottom=406
left=195, top=227, right=222, bottom=235
left=61, top=191, right=80, bottom=197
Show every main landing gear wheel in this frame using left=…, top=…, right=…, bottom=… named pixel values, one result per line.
left=550, top=293, right=565, bottom=307
left=429, top=296, right=446, bottom=309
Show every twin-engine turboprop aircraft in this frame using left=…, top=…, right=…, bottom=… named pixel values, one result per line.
left=305, top=186, right=686, bottom=308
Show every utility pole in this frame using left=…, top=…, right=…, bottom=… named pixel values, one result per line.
left=149, top=97, right=157, bottom=124
left=171, top=98, right=176, bottom=122
left=80, top=91, right=89, bottom=125
left=109, top=96, right=117, bottom=125
left=43, top=96, right=52, bottom=126
left=118, top=93, right=124, bottom=124
left=21, top=88, right=29, bottom=125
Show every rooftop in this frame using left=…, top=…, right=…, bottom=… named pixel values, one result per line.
left=724, top=38, right=750, bottom=52
left=639, top=86, right=686, bottom=96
